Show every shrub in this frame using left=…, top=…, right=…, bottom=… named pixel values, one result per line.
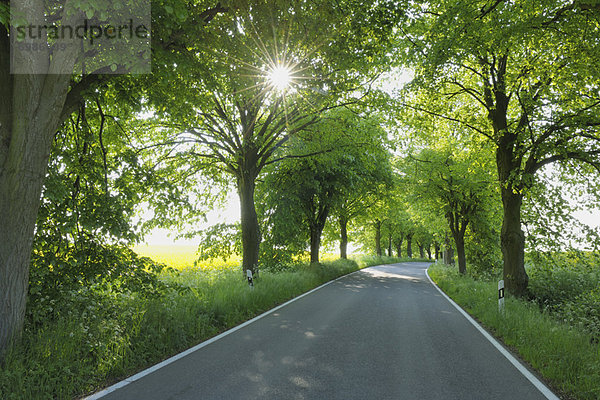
left=28, top=241, right=166, bottom=327
left=527, top=252, right=600, bottom=337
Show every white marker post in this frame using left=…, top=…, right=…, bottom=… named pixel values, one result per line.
left=498, top=279, right=505, bottom=314
left=246, top=269, right=254, bottom=288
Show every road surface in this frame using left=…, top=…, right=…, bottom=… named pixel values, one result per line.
left=91, top=262, right=555, bottom=400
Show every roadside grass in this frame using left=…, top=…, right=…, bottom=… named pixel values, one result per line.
left=0, top=249, right=426, bottom=400
left=428, top=263, right=600, bottom=400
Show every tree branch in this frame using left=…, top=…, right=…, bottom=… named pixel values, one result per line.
left=401, top=103, right=494, bottom=141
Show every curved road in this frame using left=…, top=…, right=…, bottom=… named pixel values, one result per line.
left=91, top=263, right=556, bottom=400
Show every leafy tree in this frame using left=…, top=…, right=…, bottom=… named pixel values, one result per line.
left=521, top=163, right=600, bottom=253
left=354, top=190, right=416, bottom=258
left=329, top=111, right=394, bottom=258
left=260, top=109, right=392, bottom=264
left=142, top=1, right=402, bottom=278
left=398, top=0, right=600, bottom=295
left=401, top=143, right=498, bottom=274
left=0, top=0, right=233, bottom=358
left=194, top=223, right=242, bottom=263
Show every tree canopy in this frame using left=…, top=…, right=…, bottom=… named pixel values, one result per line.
left=396, top=0, right=600, bottom=295
left=1, top=0, right=599, bottom=362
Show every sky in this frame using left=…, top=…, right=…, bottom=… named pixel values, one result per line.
left=141, top=192, right=240, bottom=246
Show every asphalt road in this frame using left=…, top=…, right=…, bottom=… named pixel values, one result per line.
left=94, top=263, right=555, bottom=400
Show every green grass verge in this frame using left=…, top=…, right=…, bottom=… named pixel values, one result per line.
left=428, top=263, right=600, bottom=400
left=0, top=253, right=423, bottom=400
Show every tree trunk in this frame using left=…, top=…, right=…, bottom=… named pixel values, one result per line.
left=396, top=237, right=403, bottom=258
left=434, top=242, right=440, bottom=260
left=489, top=66, right=529, bottom=297
left=238, top=174, right=261, bottom=278
left=0, top=165, right=46, bottom=358
left=387, top=234, right=392, bottom=257
left=496, top=134, right=529, bottom=296
left=453, top=233, right=467, bottom=274
left=443, top=234, right=454, bottom=264
left=339, top=215, right=348, bottom=259
left=374, top=220, right=382, bottom=257
left=0, top=23, right=75, bottom=356
left=0, top=75, right=72, bottom=357
left=310, top=206, right=329, bottom=264
left=426, top=245, right=432, bottom=260
left=310, top=226, right=322, bottom=264
left=500, top=188, right=528, bottom=296
left=418, top=243, right=424, bottom=258
left=406, top=234, right=412, bottom=258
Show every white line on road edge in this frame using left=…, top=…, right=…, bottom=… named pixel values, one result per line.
left=425, top=266, right=560, bottom=400
left=83, top=268, right=363, bottom=399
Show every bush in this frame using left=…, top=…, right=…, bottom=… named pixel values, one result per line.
left=528, top=252, right=600, bottom=337
left=1, top=252, right=409, bottom=399
left=355, top=255, right=430, bottom=268
left=28, top=241, right=166, bottom=327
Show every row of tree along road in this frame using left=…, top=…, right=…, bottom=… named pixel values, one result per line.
left=1, top=0, right=599, bottom=362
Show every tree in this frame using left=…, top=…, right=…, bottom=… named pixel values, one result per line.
left=400, top=143, right=498, bottom=274
left=143, top=1, right=402, bottom=277
left=329, top=111, right=393, bottom=259
left=0, top=0, right=405, bottom=357
left=398, top=0, right=600, bottom=295
left=260, top=109, right=392, bottom=264
left=0, top=0, right=231, bottom=358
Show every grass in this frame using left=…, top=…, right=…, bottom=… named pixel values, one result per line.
left=428, top=263, right=600, bottom=400
left=0, top=248, right=424, bottom=400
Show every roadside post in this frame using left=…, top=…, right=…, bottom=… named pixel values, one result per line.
left=498, top=279, right=505, bottom=314
left=247, top=270, right=254, bottom=288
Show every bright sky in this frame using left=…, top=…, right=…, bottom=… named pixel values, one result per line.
left=142, top=192, right=240, bottom=246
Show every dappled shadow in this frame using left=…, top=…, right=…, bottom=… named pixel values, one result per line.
left=223, top=263, right=439, bottom=398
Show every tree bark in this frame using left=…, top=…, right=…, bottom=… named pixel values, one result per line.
left=426, top=245, right=432, bottom=260
left=395, top=237, right=403, bottom=258
left=494, top=108, right=529, bottom=295
left=339, top=215, right=348, bottom=259
left=418, top=243, right=424, bottom=259
left=387, top=234, right=392, bottom=257
left=406, top=234, right=413, bottom=258
left=434, top=242, right=440, bottom=260
left=487, top=57, right=529, bottom=297
left=443, top=234, right=454, bottom=264
left=238, top=173, right=261, bottom=277
left=310, top=226, right=322, bottom=264
left=453, top=233, right=467, bottom=274
left=309, top=206, right=329, bottom=264
left=499, top=187, right=528, bottom=296
left=0, top=74, right=72, bottom=358
left=447, top=211, right=468, bottom=274
left=374, top=220, right=382, bottom=257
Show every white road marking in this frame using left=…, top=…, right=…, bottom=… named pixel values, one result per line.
left=83, top=269, right=361, bottom=399
left=425, top=265, right=560, bottom=400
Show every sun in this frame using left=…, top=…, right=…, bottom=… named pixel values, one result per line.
left=267, top=64, right=293, bottom=92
